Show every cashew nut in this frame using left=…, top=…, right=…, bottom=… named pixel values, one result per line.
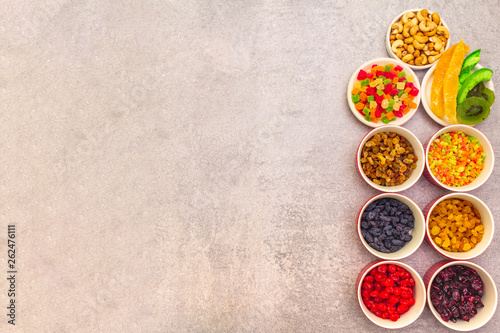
left=395, top=49, right=403, bottom=58
left=396, top=33, right=404, bottom=40
left=415, top=54, right=428, bottom=66
left=424, top=28, right=437, bottom=37
left=407, top=44, right=415, bottom=54
left=428, top=54, right=442, bottom=63
left=401, top=54, right=414, bottom=63
left=404, top=37, right=414, bottom=44
left=417, top=9, right=429, bottom=22
left=431, top=12, right=440, bottom=25
left=433, top=38, right=444, bottom=51
left=403, top=21, right=412, bottom=37
left=413, top=39, right=426, bottom=50
left=391, top=22, right=403, bottom=33
left=409, top=59, right=415, bottom=65
left=413, top=50, right=421, bottom=57
left=414, top=34, right=429, bottom=44
left=401, top=11, right=415, bottom=24
left=423, top=49, right=431, bottom=56
left=419, top=20, right=437, bottom=33
left=437, top=26, right=449, bottom=39
left=391, top=39, right=404, bottom=53
left=409, top=25, right=419, bottom=36
left=430, top=50, right=440, bottom=56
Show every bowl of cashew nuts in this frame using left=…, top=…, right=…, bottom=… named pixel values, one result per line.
left=386, top=9, right=450, bottom=70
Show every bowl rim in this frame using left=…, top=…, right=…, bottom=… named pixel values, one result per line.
left=357, top=260, right=427, bottom=329
left=356, top=125, right=425, bottom=192
left=347, top=57, right=421, bottom=128
left=421, top=64, right=496, bottom=126
left=357, top=192, right=425, bottom=260
left=426, top=260, right=498, bottom=331
left=386, top=8, right=451, bottom=70
left=424, top=124, right=495, bottom=191
left=424, top=192, right=494, bottom=260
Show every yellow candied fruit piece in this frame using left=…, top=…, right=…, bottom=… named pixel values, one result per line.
left=369, top=81, right=378, bottom=88
left=431, top=225, right=441, bottom=235
left=407, top=75, right=414, bottom=82
left=463, top=243, right=472, bottom=251
left=354, top=82, right=362, bottom=89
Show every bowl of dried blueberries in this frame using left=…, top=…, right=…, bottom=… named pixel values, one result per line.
left=424, top=260, right=498, bottom=331
left=424, top=193, right=494, bottom=261
left=357, top=125, right=424, bottom=192
left=358, top=193, right=425, bottom=260
left=357, top=260, right=426, bottom=328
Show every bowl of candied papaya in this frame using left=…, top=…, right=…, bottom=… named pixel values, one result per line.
left=348, top=58, right=420, bottom=127
left=424, top=193, right=494, bottom=261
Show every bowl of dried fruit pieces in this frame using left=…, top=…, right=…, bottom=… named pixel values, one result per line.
left=423, top=193, right=494, bottom=260
left=424, top=260, right=497, bottom=331
left=357, top=125, right=424, bottom=192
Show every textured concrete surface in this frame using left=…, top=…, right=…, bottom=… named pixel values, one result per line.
left=0, top=0, right=499, bottom=332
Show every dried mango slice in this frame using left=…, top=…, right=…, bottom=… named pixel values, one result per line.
left=431, top=44, right=458, bottom=118
left=443, top=39, right=470, bottom=123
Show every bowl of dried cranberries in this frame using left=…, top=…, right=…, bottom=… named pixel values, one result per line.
left=357, top=261, right=426, bottom=329
left=424, top=260, right=498, bottom=331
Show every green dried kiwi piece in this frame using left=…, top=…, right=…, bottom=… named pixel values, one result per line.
left=466, top=82, right=485, bottom=98
left=467, top=82, right=495, bottom=107
left=456, top=97, right=490, bottom=125
left=457, top=68, right=493, bottom=105
left=459, top=49, right=481, bottom=84
left=480, top=88, right=495, bottom=107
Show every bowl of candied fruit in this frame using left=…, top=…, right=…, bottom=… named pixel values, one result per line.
left=424, top=261, right=498, bottom=331
left=357, top=261, right=426, bottom=329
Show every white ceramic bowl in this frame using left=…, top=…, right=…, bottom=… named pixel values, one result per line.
left=423, top=193, right=494, bottom=260
left=421, top=64, right=495, bottom=126
left=424, top=260, right=498, bottom=331
left=347, top=58, right=421, bottom=128
left=358, top=193, right=425, bottom=260
left=357, top=260, right=426, bottom=329
left=357, top=125, right=424, bottom=192
left=424, top=125, right=494, bottom=191
left=386, top=8, right=450, bottom=71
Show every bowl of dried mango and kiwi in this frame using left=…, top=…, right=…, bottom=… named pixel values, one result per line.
left=422, top=40, right=495, bottom=126
left=386, top=8, right=450, bottom=70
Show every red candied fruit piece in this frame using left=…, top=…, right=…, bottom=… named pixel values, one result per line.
left=372, top=64, right=378, bottom=68
left=375, top=109, right=382, bottom=118
left=394, top=65, right=403, bottom=72
left=366, top=87, right=377, bottom=95
left=394, top=110, right=403, bottom=118
left=409, top=87, right=419, bottom=96
left=398, top=76, right=406, bottom=82
left=366, top=73, right=374, bottom=79
left=377, top=265, right=387, bottom=274
left=384, top=83, right=393, bottom=93
left=357, top=69, right=367, bottom=80
left=375, top=95, right=384, bottom=104
left=391, top=88, right=399, bottom=95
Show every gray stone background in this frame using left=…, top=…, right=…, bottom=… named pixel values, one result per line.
left=0, top=0, right=499, bottom=332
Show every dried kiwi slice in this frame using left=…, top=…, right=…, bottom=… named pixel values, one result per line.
left=467, top=82, right=485, bottom=98
left=481, top=88, right=495, bottom=106
left=456, top=97, right=490, bottom=125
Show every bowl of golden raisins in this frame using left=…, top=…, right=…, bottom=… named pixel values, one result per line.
left=424, top=193, right=494, bottom=260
